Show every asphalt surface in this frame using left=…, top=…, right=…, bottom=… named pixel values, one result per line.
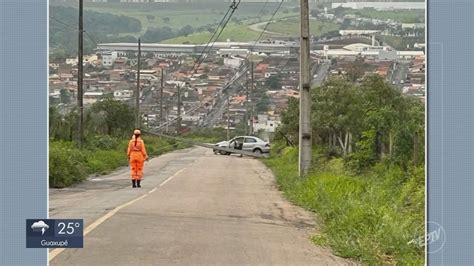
left=312, top=61, right=331, bottom=86
left=391, top=61, right=410, bottom=89
left=49, top=147, right=355, bottom=266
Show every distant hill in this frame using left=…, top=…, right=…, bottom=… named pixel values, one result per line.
left=50, top=6, right=142, bottom=58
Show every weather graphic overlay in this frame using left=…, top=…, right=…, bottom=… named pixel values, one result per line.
left=26, top=219, right=83, bottom=248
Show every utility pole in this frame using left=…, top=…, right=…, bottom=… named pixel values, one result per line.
left=250, top=61, right=254, bottom=135
left=159, top=67, right=164, bottom=127
left=227, top=93, right=230, bottom=140
left=165, top=105, right=169, bottom=134
left=136, top=38, right=141, bottom=129
left=245, top=76, right=249, bottom=135
left=299, top=0, right=312, bottom=176
left=176, top=83, right=181, bottom=135
left=77, top=0, right=84, bottom=148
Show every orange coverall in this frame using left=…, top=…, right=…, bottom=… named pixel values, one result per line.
left=127, top=137, right=148, bottom=181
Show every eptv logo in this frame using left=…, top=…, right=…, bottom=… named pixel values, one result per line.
left=409, top=221, right=445, bottom=253
left=427, top=225, right=442, bottom=245
left=426, top=222, right=445, bottom=253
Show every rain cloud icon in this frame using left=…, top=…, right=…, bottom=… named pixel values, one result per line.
left=31, top=220, right=49, bottom=235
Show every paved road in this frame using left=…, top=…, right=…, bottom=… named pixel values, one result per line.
left=49, top=147, right=355, bottom=265
left=391, top=61, right=410, bottom=89
left=248, top=21, right=286, bottom=36
left=312, top=61, right=331, bottom=86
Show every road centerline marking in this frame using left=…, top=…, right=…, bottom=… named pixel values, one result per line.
left=159, top=168, right=185, bottom=187
left=49, top=167, right=187, bottom=261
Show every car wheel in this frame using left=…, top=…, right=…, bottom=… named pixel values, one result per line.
left=254, top=148, right=262, bottom=155
left=219, top=150, right=227, bottom=155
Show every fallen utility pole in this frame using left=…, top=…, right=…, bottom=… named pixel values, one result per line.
left=299, top=0, right=312, bottom=176
left=143, top=131, right=264, bottom=158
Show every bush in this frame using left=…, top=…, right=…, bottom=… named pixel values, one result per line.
left=263, top=147, right=424, bottom=265
left=49, top=135, right=188, bottom=188
left=85, top=135, right=120, bottom=151
left=49, top=142, right=89, bottom=188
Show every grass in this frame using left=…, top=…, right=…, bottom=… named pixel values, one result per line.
left=263, top=146, right=425, bottom=265
left=345, top=9, right=425, bottom=23
left=162, top=24, right=269, bottom=44
left=377, top=34, right=425, bottom=50
left=266, top=18, right=340, bottom=37
left=49, top=135, right=189, bottom=188
left=83, top=2, right=297, bottom=36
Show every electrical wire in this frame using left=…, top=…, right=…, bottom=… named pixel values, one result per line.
left=50, top=16, right=99, bottom=47
left=192, top=0, right=241, bottom=73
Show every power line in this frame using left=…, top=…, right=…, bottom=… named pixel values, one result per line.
left=237, top=0, right=269, bottom=42
left=50, top=16, right=99, bottom=47
left=84, top=30, right=99, bottom=47
left=192, top=6, right=233, bottom=70
left=248, top=0, right=284, bottom=59
left=200, top=1, right=241, bottom=63
left=50, top=16, right=77, bottom=30
left=192, top=0, right=241, bottom=73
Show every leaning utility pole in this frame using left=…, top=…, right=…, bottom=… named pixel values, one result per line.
left=77, top=0, right=84, bottom=148
left=159, top=67, right=164, bottom=127
left=136, top=38, right=141, bottom=128
left=299, top=0, right=312, bottom=176
left=176, top=83, right=181, bottom=135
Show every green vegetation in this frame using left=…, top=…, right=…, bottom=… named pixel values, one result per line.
left=266, top=18, right=340, bottom=37
left=49, top=96, right=232, bottom=188
left=49, top=97, right=190, bottom=188
left=83, top=2, right=289, bottom=34
left=50, top=136, right=188, bottom=188
left=49, top=2, right=299, bottom=57
left=50, top=6, right=142, bottom=57
left=378, top=34, right=425, bottom=50
left=162, top=24, right=267, bottom=44
left=347, top=9, right=425, bottom=23
left=266, top=75, right=424, bottom=264
left=264, top=148, right=424, bottom=264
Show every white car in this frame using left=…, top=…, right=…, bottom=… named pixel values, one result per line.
left=214, top=136, right=270, bottom=155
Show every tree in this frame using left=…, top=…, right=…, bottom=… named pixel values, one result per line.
left=141, top=27, right=176, bottom=43
left=341, top=18, right=351, bottom=30
left=162, top=17, right=170, bottom=23
left=60, top=89, right=70, bottom=104
left=265, top=75, right=282, bottom=90
left=89, top=97, right=135, bottom=137
left=311, top=77, right=363, bottom=156
left=146, top=15, right=155, bottom=21
left=276, top=97, right=299, bottom=145
left=346, top=56, right=367, bottom=82
left=178, top=25, right=194, bottom=37
left=276, top=74, right=425, bottom=171
left=49, top=107, right=62, bottom=140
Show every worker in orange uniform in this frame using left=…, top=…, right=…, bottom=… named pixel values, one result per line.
left=127, top=129, right=149, bottom=188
